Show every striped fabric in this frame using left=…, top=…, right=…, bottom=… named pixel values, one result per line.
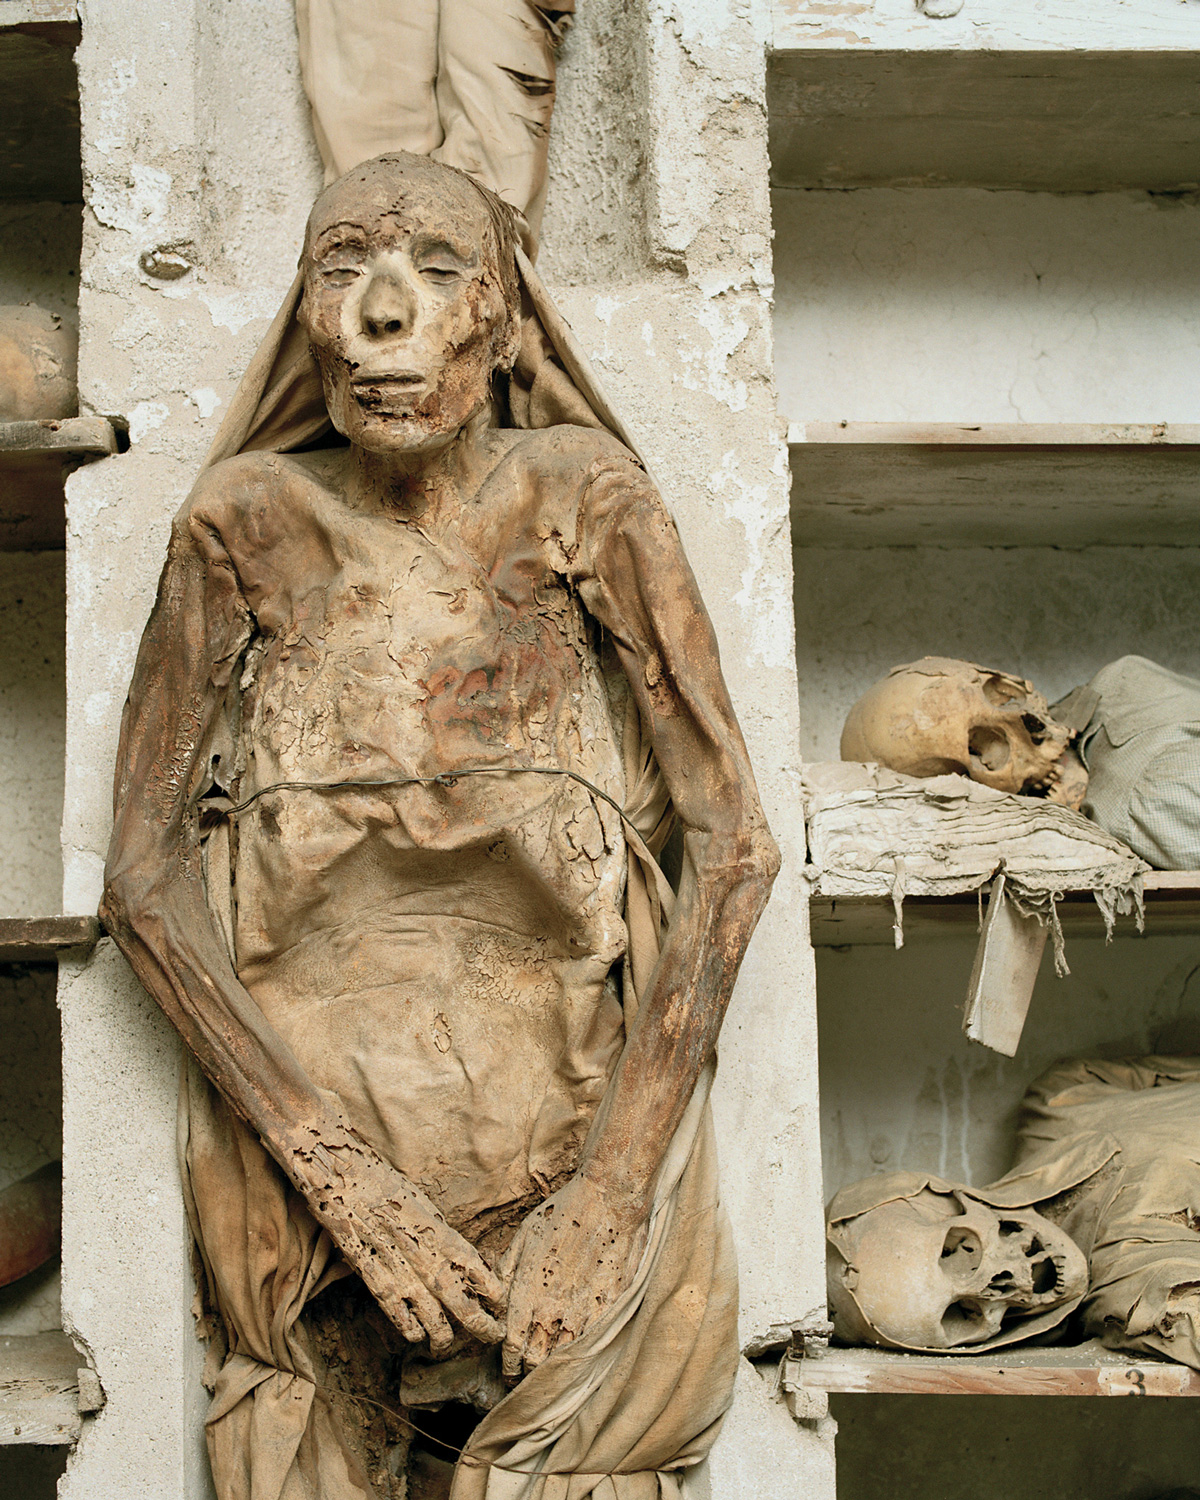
left=1056, top=656, right=1200, bottom=871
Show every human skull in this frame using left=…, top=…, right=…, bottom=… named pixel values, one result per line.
left=0, top=304, right=76, bottom=421
left=827, top=1185, right=1088, bottom=1351
left=841, top=657, right=1071, bottom=796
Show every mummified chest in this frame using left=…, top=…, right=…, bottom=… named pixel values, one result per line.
left=236, top=495, right=610, bottom=791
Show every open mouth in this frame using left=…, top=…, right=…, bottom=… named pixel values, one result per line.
left=351, top=372, right=427, bottom=410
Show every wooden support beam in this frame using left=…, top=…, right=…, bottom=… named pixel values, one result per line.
left=0, top=1332, right=83, bottom=1444
left=0, top=916, right=101, bottom=963
left=795, top=1341, right=1200, bottom=1398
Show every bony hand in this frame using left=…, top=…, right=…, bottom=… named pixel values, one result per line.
left=288, top=1120, right=506, bottom=1356
left=499, top=1173, right=648, bottom=1385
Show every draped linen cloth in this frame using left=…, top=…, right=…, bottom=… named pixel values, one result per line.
left=828, top=1058, right=1200, bottom=1369
left=295, top=0, right=573, bottom=240
left=166, top=14, right=742, bottom=1494
left=172, top=104, right=738, bottom=1500
left=1055, top=656, right=1200, bottom=871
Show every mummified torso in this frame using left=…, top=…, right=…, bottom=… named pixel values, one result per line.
left=201, top=424, right=635, bottom=1254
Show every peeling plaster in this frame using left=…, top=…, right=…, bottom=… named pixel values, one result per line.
left=711, top=450, right=794, bottom=672
left=677, top=300, right=750, bottom=411
left=127, top=399, right=170, bottom=444
left=89, top=163, right=173, bottom=237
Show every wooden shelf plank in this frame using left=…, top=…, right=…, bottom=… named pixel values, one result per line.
left=798, top=1341, right=1200, bottom=1397
left=0, top=4, right=78, bottom=24
left=0, top=418, right=118, bottom=549
left=0, top=1332, right=81, bottom=1444
left=0, top=417, right=117, bottom=460
left=788, top=422, right=1200, bottom=447
left=811, top=873, right=1200, bottom=946
left=788, top=426, right=1200, bottom=547
left=0, top=915, right=101, bottom=962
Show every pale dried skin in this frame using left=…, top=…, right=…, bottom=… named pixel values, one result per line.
left=103, top=153, right=773, bottom=1498
left=841, top=655, right=1077, bottom=801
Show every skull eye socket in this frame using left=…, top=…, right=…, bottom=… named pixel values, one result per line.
left=941, top=1299, right=988, bottom=1340
left=1021, top=713, right=1048, bottom=743
left=968, top=726, right=1011, bottom=773
left=941, top=1226, right=981, bottom=1269
left=981, top=676, right=1021, bottom=707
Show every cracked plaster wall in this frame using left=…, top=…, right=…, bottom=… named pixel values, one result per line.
left=819, top=933, right=1200, bottom=1198
left=63, top=4, right=320, bottom=1496
left=773, top=187, right=1200, bottom=425
left=0, top=203, right=80, bottom=328
left=60, top=0, right=828, bottom=1495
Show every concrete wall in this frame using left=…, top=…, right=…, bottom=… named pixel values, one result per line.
left=0, top=203, right=80, bottom=329
left=61, top=4, right=319, bottom=1496
left=819, top=931, right=1200, bottom=1195
left=773, top=188, right=1200, bottom=426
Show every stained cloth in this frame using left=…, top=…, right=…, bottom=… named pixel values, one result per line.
left=151, top=200, right=743, bottom=1500
left=1008, top=1056, right=1200, bottom=1370
left=1055, top=656, right=1200, bottom=871
left=114, top=11, right=745, bottom=1492
left=295, top=0, right=572, bottom=241
left=171, top=428, right=742, bottom=1499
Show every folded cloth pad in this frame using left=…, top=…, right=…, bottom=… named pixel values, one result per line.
left=805, top=762, right=1147, bottom=957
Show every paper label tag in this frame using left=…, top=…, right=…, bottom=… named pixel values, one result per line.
left=1098, top=1364, right=1189, bottom=1396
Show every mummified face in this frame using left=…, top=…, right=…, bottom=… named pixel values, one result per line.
left=827, top=1187, right=1088, bottom=1350
left=298, top=153, right=519, bottom=457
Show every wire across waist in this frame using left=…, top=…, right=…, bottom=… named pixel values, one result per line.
left=207, top=764, right=634, bottom=833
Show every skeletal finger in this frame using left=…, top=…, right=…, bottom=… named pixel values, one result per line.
left=464, top=1259, right=507, bottom=1315
left=393, top=1300, right=423, bottom=1343
left=522, top=1317, right=560, bottom=1374
left=432, top=1265, right=506, bottom=1339
left=363, top=1248, right=452, bottom=1352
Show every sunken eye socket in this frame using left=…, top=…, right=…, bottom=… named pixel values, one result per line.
left=941, top=1227, right=981, bottom=1267
left=319, top=266, right=364, bottom=286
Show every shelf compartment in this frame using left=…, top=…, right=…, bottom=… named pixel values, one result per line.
left=0, top=18, right=80, bottom=204
left=0, top=418, right=118, bottom=550
left=768, top=51, right=1200, bottom=194
left=0, top=1331, right=81, bottom=1444
left=0, top=916, right=100, bottom=963
left=811, top=871, right=1197, bottom=947
left=796, top=1340, right=1200, bottom=1398
left=788, top=424, right=1200, bottom=548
